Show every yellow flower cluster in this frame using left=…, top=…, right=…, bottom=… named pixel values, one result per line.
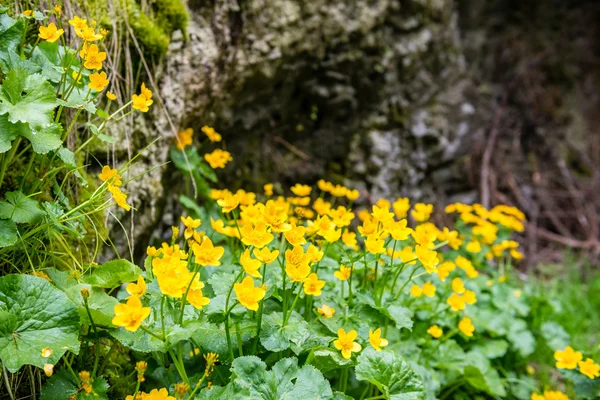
left=99, top=166, right=131, bottom=211
left=554, top=345, right=599, bottom=379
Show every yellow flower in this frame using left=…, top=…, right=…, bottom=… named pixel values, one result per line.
left=217, top=192, right=240, bottom=213
left=156, top=263, right=194, bottom=298
left=393, top=198, right=410, bottom=219
left=415, top=244, right=438, bottom=273
left=334, top=329, right=362, bottom=359
left=108, top=184, right=131, bottom=211
left=303, top=273, right=325, bottom=296
left=253, top=247, right=279, bottom=264
left=466, top=240, right=481, bottom=253
left=436, top=261, right=455, bottom=282
left=321, top=228, right=341, bottom=243
left=346, top=189, right=360, bottom=201
left=82, top=44, right=106, bottom=70
left=188, top=282, right=210, bottom=310
left=455, top=256, right=478, bottom=278
left=306, top=244, right=324, bottom=263
left=143, top=388, right=175, bottom=400
left=126, top=275, right=146, bottom=297
left=427, top=325, right=443, bottom=338
left=578, top=358, right=600, bottom=379
left=462, top=290, right=477, bottom=305
left=371, top=205, right=394, bottom=223
left=386, top=219, right=413, bottom=241
left=191, top=237, right=225, bottom=266
left=112, top=296, right=151, bottom=332
left=531, top=394, right=545, bottom=400
left=22, top=10, right=33, bottom=17
left=106, top=91, right=117, bottom=100
left=410, top=285, right=422, bottom=298
left=554, top=346, right=583, bottom=369
left=241, top=221, right=273, bottom=248
left=422, top=281, right=436, bottom=297
left=458, top=317, right=475, bottom=337
left=411, top=203, right=433, bottom=222
left=205, top=149, right=233, bottom=169
left=284, top=223, right=306, bottom=246
left=181, top=216, right=201, bottom=240
left=330, top=184, right=348, bottom=197
left=317, top=304, right=335, bottom=318
left=399, top=246, right=417, bottom=264
left=540, top=392, right=569, bottom=400
left=69, top=16, right=88, bottom=33
left=176, top=128, right=193, bottom=150
left=317, top=179, right=332, bottom=192
left=201, top=125, right=222, bottom=142
left=285, top=246, right=311, bottom=282
left=141, top=82, right=153, bottom=101
left=241, top=249, right=262, bottom=278
left=54, top=5, right=62, bottom=15
left=79, top=26, right=103, bottom=41
left=447, top=293, right=466, bottom=312
left=38, top=23, right=64, bottom=43
left=290, top=183, right=312, bottom=197
left=334, top=265, right=352, bottom=281
left=452, top=277, right=465, bottom=294
left=369, top=328, right=388, bottom=351
left=88, top=71, right=109, bottom=91
left=365, top=234, right=385, bottom=254
left=264, top=183, right=274, bottom=196
left=234, top=276, right=266, bottom=311
left=98, top=165, right=122, bottom=186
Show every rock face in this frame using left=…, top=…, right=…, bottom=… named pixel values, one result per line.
left=155, top=0, right=478, bottom=199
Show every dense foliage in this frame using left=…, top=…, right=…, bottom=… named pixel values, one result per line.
left=0, top=5, right=599, bottom=400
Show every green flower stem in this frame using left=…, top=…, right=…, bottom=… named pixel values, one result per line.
left=168, top=349, right=189, bottom=385
left=251, top=263, right=268, bottom=354
left=283, top=284, right=302, bottom=327
left=361, top=251, right=368, bottom=289
left=140, top=325, right=165, bottom=342
left=278, top=256, right=288, bottom=318
left=393, top=265, right=421, bottom=300
left=160, top=296, right=167, bottom=341
left=235, top=322, right=244, bottom=357
left=380, top=239, right=398, bottom=304
left=82, top=297, right=100, bottom=378
left=178, top=256, right=199, bottom=325
left=96, top=340, right=116, bottom=376
left=225, top=269, right=245, bottom=361
left=0, top=138, right=21, bottom=192
left=62, top=352, right=80, bottom=384
left=348, top=265, right=354, bottom=303
left=187, top=369, right=209, bottom=399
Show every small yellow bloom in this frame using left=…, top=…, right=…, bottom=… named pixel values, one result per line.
left=253, top=247, right=279, bottom=264
left=106, top=91, right=117, bottom=100
left=346, top=189, right=360, bottom=201
left=415, top=244, right=438, bottom=273
left=334, top=328, right=362, bottom=359
left=554, top=346, right=583, bottom=369
left=126, top=275, right=146, bottom=297
left=38, top=23, right=64, bottom=43
left=112, top=296, right=151, bottom=332
left=54, top=5, right=62, bottom=15
left=411, top=203, right=433, bottom=222
left=181, top=216, right=201, bottom=240
left=427, top=325, right=443, bottom=338
left=191, top=237, right=225, bottom=266
left=88, top=71, right=109, bottom=91
left=303, top=273, right=325, bottom=296
left=240, top=249, right=262, bottom=278
left=436, top=261, right=455, bottom=282
left=234, top=276, right=266, bottom=311
left=175, top=128, right=193, bottom=150
left=369, top=328, right=388, bottom=351
left=69, top=16, right=88, bottom=33
left=421, top=281, right=436, bottom=297
left=201, top=125, right=222, bottom=142
left=365, top=234, right=385, bottom=255
left=188, top=283, right=210, bottom=310
left=204, top=149, right=233, bottom=169
left=82, top=44, right=106, bottom=70
left=241, top=221, right=273, bottom=248
left=284, top=223, right=306, bottom=246
left=107, top=184, right=131, bottom=211
left=317, top=304, right=335, bottom=318
left=341, top=231, right=358, bottom=250
left=99, top=165, right=122, bottom=185
left=290, top=183, right=312, bottom=197
left=264, top=183, right=274, bottom=196
left=371, top=205, right=394, bottom=223
left=410, top=284, right=422, bottom=298
left=459, top=317, right=475, bottom=337
left=578, top=358, right=600, bottom=379
left=447, top=293, right=466, bottom=312
left=452, top=277, right=465, bottom=294
left=531, top=394, right=545, bottom=400
left=334, top=265, right=352, bottom=281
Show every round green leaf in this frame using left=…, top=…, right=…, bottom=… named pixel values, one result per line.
left=0, top=274, right=80, bottom=372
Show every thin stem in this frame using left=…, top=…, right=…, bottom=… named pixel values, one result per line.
left=283, top=284, right=302, bottom=326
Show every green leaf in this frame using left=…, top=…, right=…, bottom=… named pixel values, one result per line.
left=272, top=357, right=299, bottom=396
left=40, top=369, right=78, bottom=400
left=540, top=321, right=570, bottom=351
left=285, top=365, right=334, bottom=399
left=463, top=351, right=507, bottom=397
left=0, top=13, right=23, bottom=53
left=473, top=339, right=509, bottom=359
left=57, top=88, right=97, bottom=114
left=0, top=190, right=45, bottom=223
left=230, top=356, right=277, bottom=399
left=82, top=259, right=142, bottom=288
left=308, top=347, right=355, bottom=373
left=507, top=319, right=535, bottom=357
left=0, top=114, right=22, bottom=153
left=355, top=348, right=425, bottom=400
left=0, top=71, right=58, bottom=130
left=20, top=122, right=63, bottom=154
left=259, top=312, right=310, bottom=353
left=30, top=41, right=63, bottom=83
left=193, top=320, right=256, bottom=360
left=110, top=320, right=202, bottom=353
left=64, top=284, right=118, bottom=327
left=96, top=109, right=109, bottom=119
left=0, top=219, right=18, bottom=248
left=0, top=275, right=80, bottom=373
left=430, top=340, right=465, bottom=372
